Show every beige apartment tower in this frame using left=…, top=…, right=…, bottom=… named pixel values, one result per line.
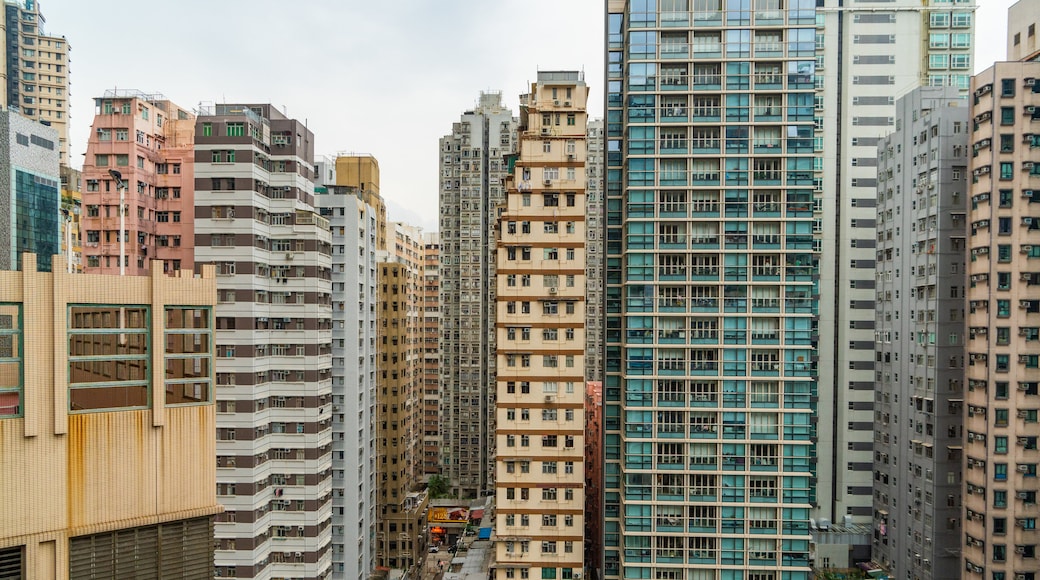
left=0, top=255, right=220, bottom=578
left=494, top=71, right=588, bottom=580
left=963, top=60, right=1040, bottom=580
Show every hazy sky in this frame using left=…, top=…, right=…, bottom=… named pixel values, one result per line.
left=44, top=0, right=1014, bottom=232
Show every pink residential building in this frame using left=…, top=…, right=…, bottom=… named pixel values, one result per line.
left=81, top=90, right=195, bottom=275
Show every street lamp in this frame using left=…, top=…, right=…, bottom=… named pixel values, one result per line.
left=108, top=169, right=126, bottom=276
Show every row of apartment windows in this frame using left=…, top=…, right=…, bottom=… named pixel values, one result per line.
left=502, top=460, right=578, bottom=475
left=502, top=433, right=577, bottom=448
left=505, top=221, right=578, bottom=235
left=503, top=487, right=576, bottom=501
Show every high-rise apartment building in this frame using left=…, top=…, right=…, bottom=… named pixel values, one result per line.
left=586, top=119, right=604, bottom=383
left=439, top=92, right=518, bottom=498
left=0, top=255, right=219, bottom=579
left=873, top=86, right=968, bottom=580
left=80, top=90, right=195, bottom=276
left=4, top=0, right=70, bottom=166
left=604, top=3, right=819, bottom=578
left=814, top=2, right=974, bottom=546
left=375, top=221, right=428, bottom=575
left=423, top=232, right=441, bottom=477
left=963, top=59, right=1040, bottom=580
left=59, top=165, right=82, bottom=272
left=1008, top=0, right=1040, bottom=63
left=336, top=154, right=386, bottom=251
left=194, top=103, right=334, bottom=580
left=315, top=185, right=378, bottom=580
left=0, top=109, right=58, bottom=272
left=494, top=70, right=587, bottom=580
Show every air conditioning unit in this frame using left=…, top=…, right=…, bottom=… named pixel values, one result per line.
left=1020, top=410, right=1030, bottom=418
left=548, top=287, right=557, bottom=294
left=1024, top=245, right=1034, bottom=253
left=1020, top=383, right=1031, bottom=391
left=1017, top=465, right=1030, bottom=472
left=541, top=128, right=551, bottom=136
left=543, top=179, right=552, bottom=185
left=286, top=253, right=293, bottom=260
left=553, top=100, right=560, bottom=106
left=564, top=101, right=571, bottom=107
left=545, top=395, right=554, bottom=404
left=1018, top=491, right=1031, bottom=499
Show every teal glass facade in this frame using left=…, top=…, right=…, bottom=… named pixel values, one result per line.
left=604, top=1, right=819, bottom=578
left=13, top=169, right=59, bottom=272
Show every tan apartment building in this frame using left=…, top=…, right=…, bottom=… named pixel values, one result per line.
left=337, top=154, right=387, bottom=251
left=81, top=90, right=195, bottom=276
left=964, top=59, right=1040, bottom=580
left=0, top=254, right=220, bottom=578
left=494, top=71, right=588, bottom=580
left=3, top=0, right=71, bottom=166
left=1008, top=0, right=1040, bottom=63
left=376, top=222, right=428, bottom=577
left=423, top=232, right=441, bottom=477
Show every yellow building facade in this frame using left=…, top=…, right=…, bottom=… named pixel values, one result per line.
left=0, top=255, right=220, bottom=579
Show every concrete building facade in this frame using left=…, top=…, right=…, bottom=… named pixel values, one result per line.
left=493, top=70, right=587, bottom=580
left=315, top=185, right=379, bottom=580
left=0, top=109, right=58, bottom=273
left=1008, top=0, right=1040, bottom=63
left=375, top=221, right=428, bottom=577
left=194, top=103, right=334, bottom=580
left=963, top=59, right=1040, bottom=580
left=873, top=86, right=969, bottom=580
left=80, top=90, right=195, bottom=276
left=423, top=232, right=441, bottom=477
left=604, top=3, right=819, bottom=578
left=585, top=119, right=604, bottom=384
left=59, top=165, right=81, bottom=273
left=439, top=92, right=518, bottom=498
left=813, top=2, right=975, bottom=550
left=0, top=254, right=220, bottom=579
left=3, top=0, right=70, bottom=166
left=336, top=155, right=386, bottom=252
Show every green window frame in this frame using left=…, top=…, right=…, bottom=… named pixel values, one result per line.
left=164, top=307, right=213, bottom=406
left=226, top=122, right=245, bottom=137
left=68, top=305, right=150, bottom=412
left=995, top=463, right=1008, bottom=481
left=202, top=123, right=212, bottom=137
left=0, top=303, right=23, bottom=418
left=995, top=437, right=1009, bottom=455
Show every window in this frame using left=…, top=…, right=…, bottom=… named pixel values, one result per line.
left=164, top=307, right=212, bottom=405
left=1001, top=107, right=1015, bottom=125
left=1002, top=78, right=1016, bottom=97
left=68, top=305, right=150, bottom=411
left=202, top=123, right=212, bottom=137
left=1000, top=162, right=1014, bottom=180
left=226, top=122, right=245, bottom=137
left=0, top=304, right=23, bottom=418
left=95, top=154, right=109, bottom=167
left=995, top=437, right=1009, bottom=455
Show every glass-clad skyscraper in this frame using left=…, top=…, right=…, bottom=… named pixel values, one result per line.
left=603, top=2, right=818, bottom=579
